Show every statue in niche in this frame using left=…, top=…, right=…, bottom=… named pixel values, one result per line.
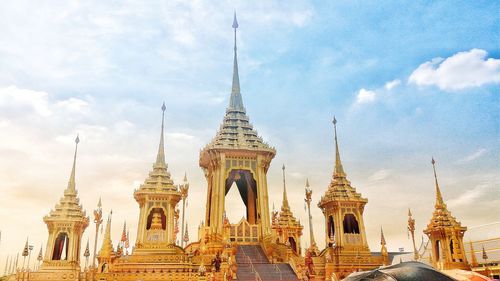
left=150, top=213, right=163, bottom=230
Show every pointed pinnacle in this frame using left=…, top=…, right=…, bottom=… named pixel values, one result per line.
left=332, top=116, right=345, bottom=176
left=281, top=164, right=290, bottom=210
left=183, top=172, right=188, bottom=182
left=305, top=178, right=310, bottom=188
left=431, top=157, right=444, bottom=206
left=408, top=208, right=412, bottom=217
left=67, top=134, right=80, bottom=193
left=156, top=102, right=167, bottom=166
left=98, top=197, right=102, bottom=208
left=381, top=227, right=386, bottom=245
left=232, top=12, right=239, bottom=29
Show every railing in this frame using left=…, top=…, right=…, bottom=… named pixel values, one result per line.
left=240, top=247, right=262, bottom=281
left=230, top=219, right=260, bottom=243
left=273, top=263, right=283, bottom=280
left=344, top=233, right=361, bottom=245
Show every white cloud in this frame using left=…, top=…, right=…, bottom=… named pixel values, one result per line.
left=56, top=97, right=89, bottom=113
left=458, top=148, right=487, bottom=163
left=368, top=169, right=391, bottom=182
left=384, top=79, right=401, bottom=90
left=0, top=86, right=52, bottom=117
left=408, top=49, right=500, bottom=91
left=356, top=88, right=376, bottom=104
left=448, top=185, right=486, bottom=208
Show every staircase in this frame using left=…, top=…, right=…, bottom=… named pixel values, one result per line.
left=235, top=245, right=300, bottom=281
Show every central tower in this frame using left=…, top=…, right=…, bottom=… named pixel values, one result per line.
left=199, top=13, right=276, bottom=245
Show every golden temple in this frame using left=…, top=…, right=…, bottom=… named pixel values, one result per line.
left=2, top=13, right=497, bottom=281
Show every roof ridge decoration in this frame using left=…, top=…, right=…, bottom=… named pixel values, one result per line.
left=204, top=13, right=275, bottom=153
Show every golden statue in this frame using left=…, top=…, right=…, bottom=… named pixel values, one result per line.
left=150, top=212, right=163, bottom=230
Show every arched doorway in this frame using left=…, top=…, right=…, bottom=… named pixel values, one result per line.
left=225, top=169, right=257, bottom=224
left=52, top=232, right=69, bottom=260
left=328, top=216, right=335, bottom=238
left=343, top=214, right=360, bottom=234
left=288, top=236, right=297, bottom=253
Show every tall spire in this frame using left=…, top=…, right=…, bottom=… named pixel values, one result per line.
left=332, top=117, right=345, bottom=177
left=99, top=211, right=114, bottom=259
left=229, top=12, right=244, bottom=111
left=431, top=158, right=444, bottom=207
left=380, top=227, right=386, bottom=246
left=156, top=102, right=167, bottom=166
left=281, top=164, right=290, bottom=210
left=66, top=134, right=80, bottom=193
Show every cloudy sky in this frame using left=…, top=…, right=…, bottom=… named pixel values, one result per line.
left=0, top=0, right=499, bottom=269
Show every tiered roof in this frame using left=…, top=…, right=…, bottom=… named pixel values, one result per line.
left=44, top=136, right=89, bottom=226
left=203, top=13, right=275, bottom=154
left=318, top=118, right=367, bottom=208
left=135, top=103, right=179, bottom=197
left=275, top=165, right=302, bottom=229
left=424, top=159, right=466, bottom=233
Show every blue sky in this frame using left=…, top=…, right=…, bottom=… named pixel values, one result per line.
left=0, top=0, right=498, bottom=266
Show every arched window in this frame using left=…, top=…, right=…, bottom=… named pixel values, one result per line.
left=288, top=237, right=297, bottom=253
left=436, top=240, right=441, bottom=261
left=52, top=232, right=69, bottom=260
left=342, top=214, right=360, bottom=234
left=450, top=239, right=454, bottom=255
left=328, top=216, right=335, bottom=238
left=147, top=208, right=166, bottom=230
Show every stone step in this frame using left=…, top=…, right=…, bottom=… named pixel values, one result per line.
left=235, top=245, right=300, bottom=281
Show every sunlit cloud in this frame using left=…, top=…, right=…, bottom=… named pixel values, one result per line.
left=355, top=88, right=376, bottom=104
left=408, top=49, right=500, bottom=91
left=458, top=148, right=487, bottom=164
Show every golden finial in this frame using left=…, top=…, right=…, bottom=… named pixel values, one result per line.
left=380, top=227, right=386, bottom=245
left=332, top=116, right=345, bottom=177
left=431, top=157, right=444, bottom=206
left=156, top=102, right=167, bottom=166
left=281, top=164, right=290, bottom=210
left=66, top=134, right=80, bottom=193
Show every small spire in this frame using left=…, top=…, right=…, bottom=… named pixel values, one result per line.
left=482, top=245, right=488, bottom=261
left=305, top=178, right=310, bottom=188
left=22, top=238, right=29, bottom=257
left=281, top=164, right=290, bottom=210
left=408, top=208, right=412, bottom=217
left=155, top=102, right=167, bottom=166
left=183, top=223, right=189, bottom=243
left=84, top=239, right=90, bottom=258
left=66, top=134, right=80, bottom=193
left=183, top=172, right=188, bottom=183
left=99, top=211, right=114, bottom=258
left=121, top=221, right=127, bottom=242
left=37, top=245, right=43, bottom=261
left=229, top=12, right=244, bottom=110
left=332, top=117, right=345, bottom=177
left=431, top=158, right=444, bottom=206
left=380, top=227, right=386, bottom=245
left=98, top=197, right=102, bottom=208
